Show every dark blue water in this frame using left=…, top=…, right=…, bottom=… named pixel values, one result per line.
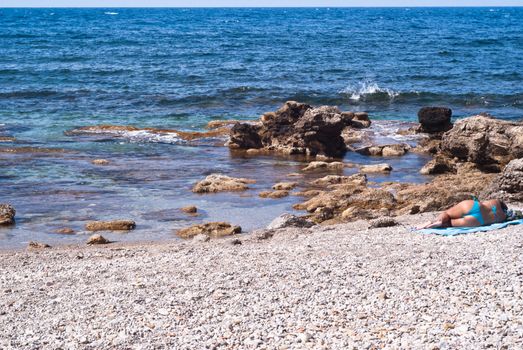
left=0, top=7, right=522, bottom=247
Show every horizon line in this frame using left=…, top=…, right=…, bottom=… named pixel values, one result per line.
left=2, top=5, right=523, bottom=8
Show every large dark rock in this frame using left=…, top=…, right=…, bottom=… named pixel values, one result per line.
left=228, top=101, right=352, bottom=158
left=440, top=115, right=523, bottom=169
left=418, top=107, right=453, bottom=133
left=482, top=158, right=523, bottom=202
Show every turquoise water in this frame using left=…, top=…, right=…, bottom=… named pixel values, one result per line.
left=0, top=7, right=522, bottom=247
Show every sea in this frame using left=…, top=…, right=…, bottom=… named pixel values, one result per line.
left=1, top=7, right=522, bottom=247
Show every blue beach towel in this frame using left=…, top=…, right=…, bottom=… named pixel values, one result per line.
left=418, top=219, right=523, bottom=236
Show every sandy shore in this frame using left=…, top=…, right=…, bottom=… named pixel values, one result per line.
left=1, top=212, right=523, bottom=349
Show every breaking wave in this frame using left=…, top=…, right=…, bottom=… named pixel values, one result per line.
left=340, top=80, right=401, bottom=102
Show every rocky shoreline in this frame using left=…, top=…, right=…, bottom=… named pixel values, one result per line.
left=2, top=101, right=523, bottom=246
left=2, top=212, right=523, bottom=349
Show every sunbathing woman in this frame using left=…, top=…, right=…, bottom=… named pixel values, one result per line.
left=417, top=197, right=508, bottom=229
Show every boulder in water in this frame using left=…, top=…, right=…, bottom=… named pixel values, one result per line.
left=228, top=101, right=352, bottom=158
left=418, top=107, right=453, bottom=133
left=192, top=174, right=256, bottom=193
left=0, top=204, right=15, bottom=225
left=85, top=220, right=136, bottom=231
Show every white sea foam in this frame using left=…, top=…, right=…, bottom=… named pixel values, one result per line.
left=340, top=80, right=399, bottom=101
left=124, top=130, right=184, bottom=144
left=104, top=12, right=119, bottom=15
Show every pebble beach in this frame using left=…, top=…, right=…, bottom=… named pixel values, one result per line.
left=2, top=212, right=522, bottom=349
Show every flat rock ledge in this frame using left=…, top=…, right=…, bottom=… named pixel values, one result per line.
left=85, top=220, right=136, bottom=231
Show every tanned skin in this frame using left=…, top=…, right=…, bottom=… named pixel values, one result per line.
left=417, top=199, right=507, bottom=229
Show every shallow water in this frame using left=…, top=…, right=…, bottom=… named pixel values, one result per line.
left=1, top=7, right=522, bottom=247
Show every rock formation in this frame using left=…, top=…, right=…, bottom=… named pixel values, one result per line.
left=418, top=107, right=453, bottom=133
left=228, top=101, right=360, bottom=158
left=482, top=158, right=523, bottom=202
left=440, top=115, right=523, bottom=170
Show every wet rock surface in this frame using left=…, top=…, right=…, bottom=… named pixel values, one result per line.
left=360, top=163, right=392, bottom=173
left=192, top=174, right=256, bottom=193
left=228, top=101, right=362, bottom=157
left=181, top=206, right=198, bottom=214
left=176, top=222, right=241, bottom=239
left=418, top=106, right=453, bottom=133
left=91, top=159, right=110, bottom=166
left=0, top=204, right=16, bottom=225
left=259, top=190, right=290, bottom=199
left=85, top=220, right=136, bottom=232
left=27, top=241, right=51, bottom=249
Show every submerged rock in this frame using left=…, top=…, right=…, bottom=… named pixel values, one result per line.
left=302, top=161, right=344, bottom=171
left=266, top=213, right=315, bottom=230
left=228, top=101, right=356, bottom=158
left=55, top=227, right=75, bottom=235
left=181, top=205, right=198, bottom=214
left=87, top=234, right=110, bottom=245
left=272, top=182, right=297, bottom=190
left=192, top=174, right=256, bottom=193
left=259, top=190, right=290, bottom=199
left=0, top=204, right=15, bottom=225
left=176, top=222, right=241, bottom=239
left=85, top=220, right=136, bottom=231
left=482, top=158, right=523, bottom=202
left=359, top=163, right=392, bottom=173
left=91, top=159, right=110, bottom=165
left=418, top=107, right=453, bottom=133
left=440, top=115, right=523, bottom=169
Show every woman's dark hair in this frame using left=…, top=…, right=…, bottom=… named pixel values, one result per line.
left=500, top=200, right=508, bottom=212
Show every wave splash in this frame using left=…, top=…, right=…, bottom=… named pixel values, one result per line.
left=340, top=80, right=400, bottom=102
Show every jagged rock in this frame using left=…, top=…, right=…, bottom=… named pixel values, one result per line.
left=85, top=220, right=136, bottom=231
left=272, top=182, right=297, bottom=190
left=360, top=163, right=392, bottom=173
left=259, top=190, right=289, bottom=199
left=0, top=204, right=15, bottom=225
left=369, top=217, right=399, bottom=228
left=418, top=107, right=453, bottom=133
left=91, top=159, right=110, bottom=165
left=302, top=161, right=344, bottom=171
left=181, top=206, right=198, bottom=214
left=412, top=137, right=442, bottom=154
left=441, top=115, right=523, bottom=169
left=293, top=189, right=322, bottom=197
left=28, top=241, right=51, bottom=249
left=192, top=174, right=256, bottom=193
left=266, top=213, right=315, bottom=230
left=87, top=234, right=110, bottom=245
left=176, top=222, right=241, bottom=239
left=228, top=101, right=352, bottom=157
left=420, top=156, right=456, bottom=175
left=482, top=158, right=523, bottom=201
